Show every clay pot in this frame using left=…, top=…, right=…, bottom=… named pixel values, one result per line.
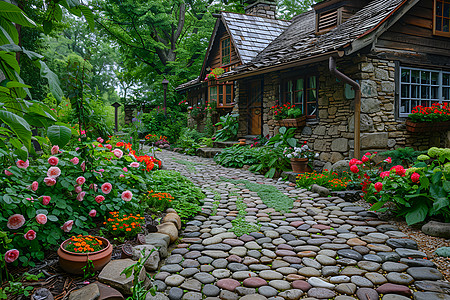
left=290, top=158, right=311, bottom=173
left=57, top=236, right=112, bottom=274
left=238, top=139, right=246, bottom=145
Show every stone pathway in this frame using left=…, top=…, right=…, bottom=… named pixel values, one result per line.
left=151, top=150, right=450, bottom=300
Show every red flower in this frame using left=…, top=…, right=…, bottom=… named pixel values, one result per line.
left=374, top=182, right=383, bottom=192
left=411, top=172, right=420, bottom=183
left=350, top=165, right=359, bottom=173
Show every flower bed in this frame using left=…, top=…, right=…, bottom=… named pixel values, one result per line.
left=406, top=103, right=450, bottom=132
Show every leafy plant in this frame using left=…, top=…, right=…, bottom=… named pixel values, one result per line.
left=380, top=147, right=424, bottom=168
left=214, top=145, right=260, bottom=168
left=214, top=113, right=239, bottom=141
left=267, top=127, right=297, bottom=148
left=2, top=282, right=33, bottom=298
left=297, top=170, right=351, bottom=191
left=249, top=147, right=291, bottom=178
left=121, top=249, right=157, bottom=300
left=408, top=103, right=450, bottom=122
left=271, top=103, right=303, bottom=120
left=81, top=259, right=95, bottom=279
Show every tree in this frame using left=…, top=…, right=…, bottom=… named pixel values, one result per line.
left=277, top=0, right=317, bottom=20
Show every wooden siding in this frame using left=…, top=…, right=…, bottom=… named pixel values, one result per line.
left=206, top=23, right=240, bottom=71
left=376, top=0, right=450, bottom=58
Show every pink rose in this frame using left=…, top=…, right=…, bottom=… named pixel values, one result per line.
left=105, top=144, right=112, bottom=150
left=24, top=229, right=36, bottom=240
left=101, top=183, right=112, bottom=194
left=31, top=181, right=39, bottom=191
left=390, top=165, right=406, bottom=177
left=380, top=171, right=390, bottom=178
left=361, top=155, right=369, bottom=163
left=350, top=165, right=359, bottom=173
left=364, top=152, right=371, bottom=156
left=36, top=214, right=48, bottom=225
left=61, top=220, right=74, bottom=232
left=4, top=168, right=13, bottom=176
left=384, top=157, right=392, bottom=163
left=113, top=149, right=123, bottom=159
left=123, top=167, right=128, bottom=172
left=47, top=167, right=61, bottom=178
left=121, top=190, right=133, bottom=202
left=411, top=172, right=421, bottom=183
left=89, top=209, right=97, bottom=217
left=355, top=160, right=363, bottom=165
left=42, top=196, right=51, bottom=205
left=16, top=160, right=29, bottom=169
left=76, top=191, right=86, bottom=202
left=374, top=182, right=383, bottom=192
left=7, top=214, right=25, bottom=230
left=51, top=145, right=60, bottom=155
left=119, top=174, right=124, bottom=178
left=4, top=249, right=19, bottom=263
left=81, top=161, right=86, bottom=172
left=76, top=176, right=86, bottom=185
left=97, top=137, right=104, bottom=143
left=74, top=186, right=82, bottom=194
left=44, top=177, right=57, bottom=186
left=70, top=157, right=79, bottom=165
left=48, top=156, right=59, bottom=166
left=129, top=162, right=140, bottom=168
left=95, top=195, right=105, bottom=204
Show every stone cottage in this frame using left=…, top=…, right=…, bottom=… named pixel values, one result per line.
left=177, top=0, right=450, bottom=166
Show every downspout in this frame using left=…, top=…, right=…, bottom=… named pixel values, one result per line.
left=329, top=56, right=361, bottom=159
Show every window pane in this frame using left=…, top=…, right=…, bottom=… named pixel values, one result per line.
left=436, top=17, right=442, bottom=31
left=296, top=78, right=303, bottom=91
left=295, top=90, right=303, bottom=105
left=444, top=73, right=450, bottom=86
left=444, top=18, right=449, bottom=32
left=226, top=85, right=232, bottom=94
left=444, top=87, right=450, bottom=100
left=401, top=69, right=410, bottom=82
left=401, top=84, right=409, bottom=98
left=411, top=70, right=420, bottom=83
left=309, top=76, right=316, bottom=89
left=219, top=95, right=223, bottom=104
left=307, top=102, right=317, bottom=116
left=411, top=85, right=419, bottom=98
left=411, top=100, right=420, bottom=110
left=432, top=86, right=439, bottom=99
left=400, top=99, right=409, bottom=114
left=444, top=2, right=450, bottom=18
left=421, top=71, right=430, bottom=84
left=437, top=1, right=443, bottom=16
left=431, top=72, right=439, bottom=85
left=421, top=86, right=430, bottom=99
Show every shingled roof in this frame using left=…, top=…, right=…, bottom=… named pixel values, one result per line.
left=222, top=0, right=413, bottom=78
left=221, top=12, right=290, bottom=64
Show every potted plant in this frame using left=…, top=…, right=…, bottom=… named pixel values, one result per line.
left=406, top=103, right=450, bottom=132
left=284, top=143, right=317, bottom=173
left=272, top=103, right=306, bottom=127
left=57, top=235, right=112, bottom=274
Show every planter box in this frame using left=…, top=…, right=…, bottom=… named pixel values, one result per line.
left=275, top=115, right=306, bottom=128
left=406, top=120, right=450, bottom=133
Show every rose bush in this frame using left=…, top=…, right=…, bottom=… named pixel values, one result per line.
left=0, top=137, right=162, bottom=267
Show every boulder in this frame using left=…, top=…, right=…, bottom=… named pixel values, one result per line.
left=157, top=222, right=178, bottom=243
left=162, top=213, right=181, bottom=230
left=330, top=160, right=350, bottom=175
left=93, top=281, right=124, bottom=300
left=98, top=259, right=149, bottom=295
left=32, top=288, right=54, bottom=300
left=69, top=284, right=100, bottom=300
left=132, top=245, right=160, bottom=271
left=145, top=233, right=170, bottom=258
left=311, top=184, right=330, bottom=197
left=434, top=247, right=450, bottom=258
left=422, top=221, right=450, bottom=238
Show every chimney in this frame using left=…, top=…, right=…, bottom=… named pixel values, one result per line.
left=244, top=0, right=276, bottom=19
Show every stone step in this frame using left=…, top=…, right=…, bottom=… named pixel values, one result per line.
left=213, top=141, right=241, bottom=148
left=196, top=147, right=223, bottom=158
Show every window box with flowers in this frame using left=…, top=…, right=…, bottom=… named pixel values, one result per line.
left=272, top=104, right=306, bottom=127
left=405, top=103, right=450, bottom=133
left=283, top=143, right=318, bottom=173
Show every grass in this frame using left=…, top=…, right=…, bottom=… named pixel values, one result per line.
left=221, top=177, right=293, bottom=212
left=229, top=198, right=260, bottom=237
left=171, top=158, right=201, bottom=173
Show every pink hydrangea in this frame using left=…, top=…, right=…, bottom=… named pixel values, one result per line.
left=374, top=182, right=383, bottom=192
left=7, top=214, right=25, bottom=230
left=390, top=165, right=406, bottom=177
left=36, top=214, right=47, bottom=225
left=44, top=177, right=57, bottom=186
left=74, top=186, right=82, bottom=194
left=411, top=172, right=421, bottom=183
left=113, top=149, right=123, bottom=159
left=123, top=167, right=128, bottom=172
left=61, top=220, right=74, bottom=232
left=349, top=158, right=359, bottom=166
left=16, top=159, right=29, bottom=169
left=97, top=137, right=104, bottom=143
left=384, top=157, right=392, bottom=163
left=105, top=144, right=112, bottom=150
left=70, top=157, right=79, bottom=165
left=89, top=209, right=97, bottom=217
left=76, top=176, right=86, bottom=185
left=95, top=195, right=105, bottom=204
left=51, top=145, right=60, bottom=155
left=380, top=171, right=390, bottom=178
left=42, top=196, right=51, bottom=205
left=48, top=156, right=59, bottom=166
left=81, top=161, right=86, bottom=172
left=31, top=181, right=39, bottom=192
left=101, top=183, right=112, bottom=194
left=4, top=249, right=19, bottom=263
left=361, top=155, right=369, bottom=163
left=47, top=167, right=61, bottom=178
left=121, top=190, right=133, bottom=202
left=24, top=229, right=36, bottom=240
left=129, top=162, right=140, bottom=168
left=4, top=168, right=13, bottom=176
left=350, top=165, right=359, bottom=173
left=77, top=191, right=86, bottom=202
left=355, top=160, right=363, bottom=165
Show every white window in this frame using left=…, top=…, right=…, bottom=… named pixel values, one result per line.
left=399, top=66, right=450, bottom=117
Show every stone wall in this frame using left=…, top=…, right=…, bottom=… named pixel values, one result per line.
left=244, top=0, right=276, bottom=19
left=247, top=55, right=449, bottom=169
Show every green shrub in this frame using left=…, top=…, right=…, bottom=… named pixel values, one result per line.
left=142, top=108, right=187, bottom=143
left=380, top=147, right=425, bottom=168
left=214, top=145, right=260, bottom=168
left=214, top=113, right=239, bottom=141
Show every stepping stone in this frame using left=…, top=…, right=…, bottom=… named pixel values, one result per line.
left=258, top=286, right=278, bottom=297
left=165, top=274, right=184, bottom=287
left=99, top=259, right=149, bottom=295
left=243, top=277, right=268, bottom=288
left=337, top=249, right=363, bottom=261
left=413, top=291, right=450, bottom=300
left=240, top=295, right=268, bottom=300
left=216, top=278, right=241, bottom=291
left=386, top=272, right=414, bottom=285
left=307, top=277, right=335, bottom=289
left=180, top=279, right=202, bottom=292
left=259, top=270, right=283, bottom=280
left=356, top=288, right=378, bottom=300
left=407, top=267, right=443, bottom=280
left=376, top=283, right=412, bottom=297
left=268, top=280, right=291, bottom=291
left=68, top=284, right=100, bottom=300
left=335, top=283, right=357, bottom=295
left=308, top=287, right=336, bottom=299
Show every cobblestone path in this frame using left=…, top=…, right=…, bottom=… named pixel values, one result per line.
left=154, top=150, right=450, bottom=300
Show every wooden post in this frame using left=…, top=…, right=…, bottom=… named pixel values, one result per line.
left=112, top=102, right=121, bottom=133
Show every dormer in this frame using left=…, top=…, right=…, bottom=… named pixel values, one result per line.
left=313, top=0, right=370, bottom=34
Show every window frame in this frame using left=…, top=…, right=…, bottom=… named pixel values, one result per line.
left=433, top=0, right=450, bottom=37
left=209, top=82, right=234, bottom=108
left=398, top=66, right=450, bottom=118
left=281, top=74, right=318, bottom=119
left=220, top=36, right=231, bottom=66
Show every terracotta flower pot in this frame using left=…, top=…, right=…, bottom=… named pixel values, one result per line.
left=238, top=139, right=246, bottom=145
left=275, top=115, right=306, bottom=127
left=290, top=158, right=311, bottom=173
left=57, top=236, right=112, bottom=274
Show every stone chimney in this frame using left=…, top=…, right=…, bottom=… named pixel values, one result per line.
left=244, top=0, right=277, bottom=19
